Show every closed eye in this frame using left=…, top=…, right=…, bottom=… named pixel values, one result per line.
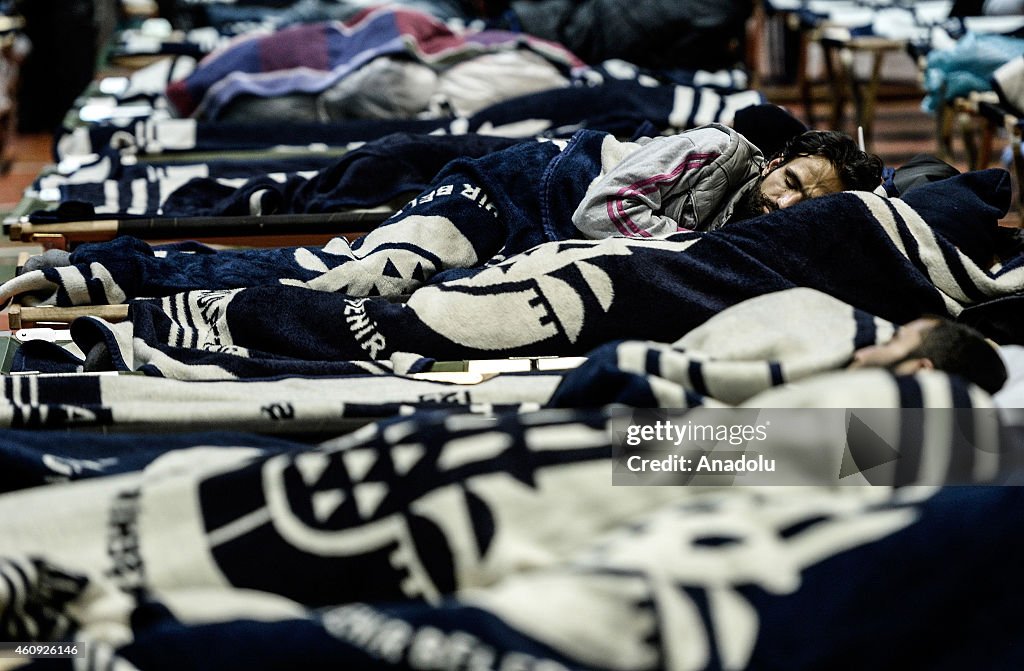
left=784, top=167, right=810, bottom=199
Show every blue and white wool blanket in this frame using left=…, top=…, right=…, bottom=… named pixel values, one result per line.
left=3, top=145, right=1021, bottom=379
left=1, top=392, right=1024, bottom=670
left=41, top=133, right=526, bottom=219
left=58, top=80, right=761, bottom=165
left=549, top=287, right=902, bottom=408
left=0, top=289, right=996, bottom=433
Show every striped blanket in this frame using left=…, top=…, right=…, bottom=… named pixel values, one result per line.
left=1, top=386, right=1023, bottom=669
left=42, top=133, right=525, bottom=219
left=549, top=287, right=900, bottom=408
left=47, top=82, right=762, bottom=218
left=4, top=165, right=1020, bottom=381
left=0, top=289, right=992, bottom=434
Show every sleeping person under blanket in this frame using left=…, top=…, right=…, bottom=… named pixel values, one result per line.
left=547, top=287, right=1008, bottom=409
left=3, top=167, right=1021, bottom=375
left=0, top=124, right=883, bottom=307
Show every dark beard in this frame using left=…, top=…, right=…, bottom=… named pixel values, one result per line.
left=728, top=177, right=772, bottom=224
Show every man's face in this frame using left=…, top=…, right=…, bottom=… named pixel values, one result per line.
left=733, top=155, right=845, bottom=222
left=847, top=318, right=940, bottom=373
left=758, top=155, right=845, bottom=213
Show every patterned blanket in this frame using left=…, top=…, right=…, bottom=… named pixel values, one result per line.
left=0, top=288, right=993, bottom=434
left=42, top=133, right=526, bottom=219
left=1, top=379, right=1023, bottom=669
left=0, top=362, right=559, bottom=430
left=4, top=166, right=1020, bottom=380
left=47, top=81, right=762, bottom=218
left=549, top=287, right=899, bottom=408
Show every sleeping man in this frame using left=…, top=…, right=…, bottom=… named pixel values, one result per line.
left=547, top=287, right=1008, bottom=408
left=1, top=164, right=1018, bottom=378
left=0, top=123, right=883, bottom=306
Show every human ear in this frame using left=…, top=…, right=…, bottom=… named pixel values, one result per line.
left=893, top=357, right=933, bottom=375
left=762, top=157, right=783, bottom=176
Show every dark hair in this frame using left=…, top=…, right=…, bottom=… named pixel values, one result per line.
left=775, top=130, right=884, bottom=192
left=907, top=320, right=1007, bottom=394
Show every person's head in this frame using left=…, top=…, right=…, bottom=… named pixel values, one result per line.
left=848, top=317, right=1007, bottom=394
left=731, top=130, right=884, bottom=221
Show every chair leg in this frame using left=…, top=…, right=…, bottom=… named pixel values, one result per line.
left=797, top=28, right=816, bottom=128
left=936, top=102, right=955, bottom=162
left=855, top=47, right=887, bottom=144
left=958, top=110, right=979, bottom=170
left=821, top=42, right=850, bottom=131
left=979, top=119, right=995, bottom=168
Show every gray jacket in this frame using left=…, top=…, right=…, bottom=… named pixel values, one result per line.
left=571, top=123, right=764, bottom=238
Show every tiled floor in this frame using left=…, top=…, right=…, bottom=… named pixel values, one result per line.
left=769, top=86, right=993, bottom=170
left=761, top=84, right=1020, bottom=227
left=0, top=131, right=48, bottom=276
left=0, top=130, right=50, bottom=213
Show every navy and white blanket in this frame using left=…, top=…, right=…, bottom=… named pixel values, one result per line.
left=1, top=384, right=1024, bottom=670
left=0, top=287, right=997, bottom=435
left=549, top=287, right=900, bottom=409
left=0, top=360, right=561, bottom=430
left=54, top=77, right=761, bottom=163
left=0, top=289, right=988, bottom=434
left=40, top=133, right=526, bottom=219
left=46, top=81, right=761, bottom=218
left=35, top=153, right=341, bottom=219
left=4, top=162, right=1021, bottom=379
